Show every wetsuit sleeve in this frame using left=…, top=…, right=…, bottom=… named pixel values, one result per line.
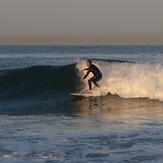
left=83, top=68, right=91, bottom=79
left=84, top=68, right=89, bottom=70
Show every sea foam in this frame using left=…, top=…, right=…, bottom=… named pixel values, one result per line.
left=77, top=59, right=163, bottom=101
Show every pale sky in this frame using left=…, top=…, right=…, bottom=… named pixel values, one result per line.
left=0, top=0, right=163, bottom=45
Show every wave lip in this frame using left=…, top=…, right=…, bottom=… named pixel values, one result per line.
left=77, top=59, right=163, bottom=101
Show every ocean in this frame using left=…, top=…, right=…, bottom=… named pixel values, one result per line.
left=0, top=45, right=163, bottom=163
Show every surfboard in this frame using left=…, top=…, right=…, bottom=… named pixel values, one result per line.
left=70, top=91, right=92, bottom=97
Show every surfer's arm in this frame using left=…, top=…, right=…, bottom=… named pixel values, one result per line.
left=82, top=68, right=89, bottom=72
left=83, top=69, right=90, bottom=79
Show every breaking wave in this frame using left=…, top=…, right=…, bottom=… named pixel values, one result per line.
left=77, top=59, right=163, bottom=101
left=1, top=59, right=163, bottom=115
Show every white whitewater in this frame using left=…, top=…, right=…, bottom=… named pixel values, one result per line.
left=77, top=59, right=163, bottom=101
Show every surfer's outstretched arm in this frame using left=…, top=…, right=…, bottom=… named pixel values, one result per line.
left=81, top=68, right=90, bottom=82
left=84, top=68, right=89, bottom=71
left=83, top=69, right=91, bottom=79
left=82, top=68, right=89, bottom=73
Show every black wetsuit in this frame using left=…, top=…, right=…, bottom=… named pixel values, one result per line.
left=83, top=64, right=102, bottom=90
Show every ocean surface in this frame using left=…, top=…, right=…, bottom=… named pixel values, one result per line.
left=0, top=45, right=163, bottom=163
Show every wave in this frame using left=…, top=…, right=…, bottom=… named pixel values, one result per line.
left=1, top=59, right=163, bottom=101
left=77, top=59, right=163, bottom=101
left=0, top=59, right=163, bottom=115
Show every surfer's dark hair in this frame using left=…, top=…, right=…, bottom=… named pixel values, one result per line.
left=87, top=60, right=92, bottom=64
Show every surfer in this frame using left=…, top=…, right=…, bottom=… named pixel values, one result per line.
left=81, top=60, right=102, bottom=93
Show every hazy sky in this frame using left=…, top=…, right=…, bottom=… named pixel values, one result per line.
left=0, top=0, right=163, bottom=45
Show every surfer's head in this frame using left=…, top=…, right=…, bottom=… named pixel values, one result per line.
left=86, top=60, right=92, bottom=67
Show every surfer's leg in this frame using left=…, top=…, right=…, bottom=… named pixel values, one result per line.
left=93, top=82, right=100, bottom=88
left=92, top=76, right=102, bottom=88
left=88, top=76, right=99, bottom=90
left=88, top=78, right=93, bottom=90
left=88, top=76, right=97, bottom=90
left=88, top=75, right=102, bottom=90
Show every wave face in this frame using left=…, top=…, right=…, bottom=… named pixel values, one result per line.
left=0, top=64, right=80, bottom=114
left=77, top=59, right=163, bottom=101
left=0, top=64, right=77, bottom=96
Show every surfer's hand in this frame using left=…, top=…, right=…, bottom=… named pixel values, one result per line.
left=81, top=69, right=85, bottom=73
left=81, top=78, right=84, bottom=82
